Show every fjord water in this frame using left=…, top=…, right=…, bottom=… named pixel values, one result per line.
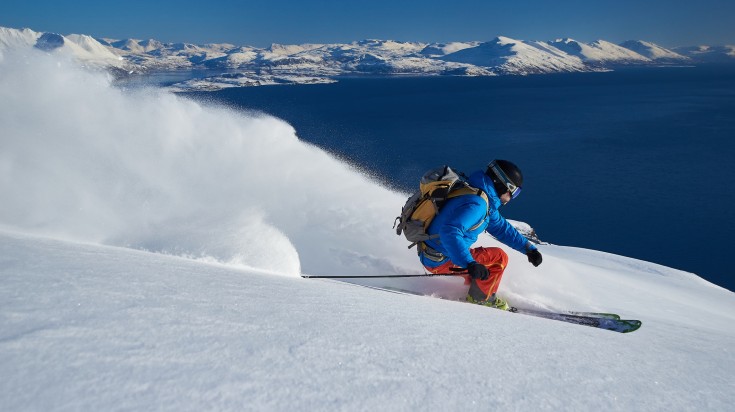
left=192, top=67, right=735, bottom=292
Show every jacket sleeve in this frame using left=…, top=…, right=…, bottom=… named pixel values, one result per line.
left=437, top=197, right=487, bottom=268
left=485, top=208, right=534, bottom=254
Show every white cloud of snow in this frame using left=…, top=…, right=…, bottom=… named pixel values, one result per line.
left=0, top=49, right=416, bottom=277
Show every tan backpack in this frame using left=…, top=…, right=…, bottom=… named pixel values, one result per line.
left=394, top=166, right=489, bottom=249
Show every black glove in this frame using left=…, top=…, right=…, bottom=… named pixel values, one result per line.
left=527, top=249, right=543, bottom=267
left=467, top=262, right=489, bottom=280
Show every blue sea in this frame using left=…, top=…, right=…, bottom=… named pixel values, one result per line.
left=186, top=67, right=735, bottom=292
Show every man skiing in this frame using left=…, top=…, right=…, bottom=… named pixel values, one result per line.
left=418, top=160, right=543, bottom=310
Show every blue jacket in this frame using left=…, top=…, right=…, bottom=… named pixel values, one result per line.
left=420, top=170, right=536, bottom=268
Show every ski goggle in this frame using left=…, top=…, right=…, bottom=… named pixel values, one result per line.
left=488, top=161, right=522, bottom=199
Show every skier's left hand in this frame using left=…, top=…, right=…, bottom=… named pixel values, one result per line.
left=527, top=249, right=543, bottom=267
left=467, top=262, right=490, bottom=280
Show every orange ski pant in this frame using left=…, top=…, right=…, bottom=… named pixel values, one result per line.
left=424, top=247, right=509, bottom=301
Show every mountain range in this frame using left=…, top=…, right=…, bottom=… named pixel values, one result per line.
left=1, top=26, right=733, bottom=90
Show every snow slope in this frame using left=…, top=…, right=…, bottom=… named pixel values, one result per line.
left=1, top=46, right=734, bottom=411
left=2, top=226, right=734, bottom=411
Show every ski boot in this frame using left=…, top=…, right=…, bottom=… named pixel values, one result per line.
left=466, top=293, right=510, bottom=311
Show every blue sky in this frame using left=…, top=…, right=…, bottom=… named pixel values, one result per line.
left=1, top=0, right=732, bottom=47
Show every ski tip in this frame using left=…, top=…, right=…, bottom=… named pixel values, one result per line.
left=621, top=320, right=643, bottom=333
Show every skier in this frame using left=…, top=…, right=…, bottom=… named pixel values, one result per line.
left=418, top=160, right=543, bottom=310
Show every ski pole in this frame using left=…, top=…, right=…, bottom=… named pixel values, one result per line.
left=301, top=272, right=466, bottom=279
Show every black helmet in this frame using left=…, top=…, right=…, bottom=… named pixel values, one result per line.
left=486, top=159, right=523, bottom=199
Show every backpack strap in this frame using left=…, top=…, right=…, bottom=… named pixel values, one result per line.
left=415, top=188, right=490, bottom=260
left=418, top=241, right=446, bottom=262
left=407, top=233, right=439, bottom=250
left=471, top=189, right=490, bottom=231
left=446, top=187, right=490, bottom=231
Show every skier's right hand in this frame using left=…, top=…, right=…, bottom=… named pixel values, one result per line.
left=467, top=262, right=489, bottom=280
left=527, top=249, right=543, bottom=267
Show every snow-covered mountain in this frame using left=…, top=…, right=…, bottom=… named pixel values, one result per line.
left=619, top=40, right=690, bottom=63
left=1, top=50, right=734, bottom=410
left=547, top=38, right=652, bottom=64
left=105, top=38, right=166, bottom=53
left=61, top=33, right=125, bottom=66
left=0, top=28, right=124, bottom=68
left=441, top=36, right=588, bottom=74
left=419, top=41, right=480, bottom=57
left=0, top=26, right=39, bottom=49
left=0, top=26, right=732, bottom=91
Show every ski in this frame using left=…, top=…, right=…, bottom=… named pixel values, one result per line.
left=316, top=280, right=640, bottom=332
left=566, top=311, right=620, bottom=320
left=509, top=307, right=641, bottom=333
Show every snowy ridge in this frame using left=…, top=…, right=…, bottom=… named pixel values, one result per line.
left=0, top=26, right=39, bottom=49
left=0, top=28, right=124, bottom=67
left=57, top=33, right=124, bottom=66
left=419, top=41, right=480, bottom=57
left=620, top=40, right=691, bottom=63
left=548, top=38, right=652, bottom=64
left=440, top=36, right=588, bottom=74
left=1, top=26, right=731, bottom=90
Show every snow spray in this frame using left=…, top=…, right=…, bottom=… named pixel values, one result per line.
left=0, top=49, right=417, bottom=277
